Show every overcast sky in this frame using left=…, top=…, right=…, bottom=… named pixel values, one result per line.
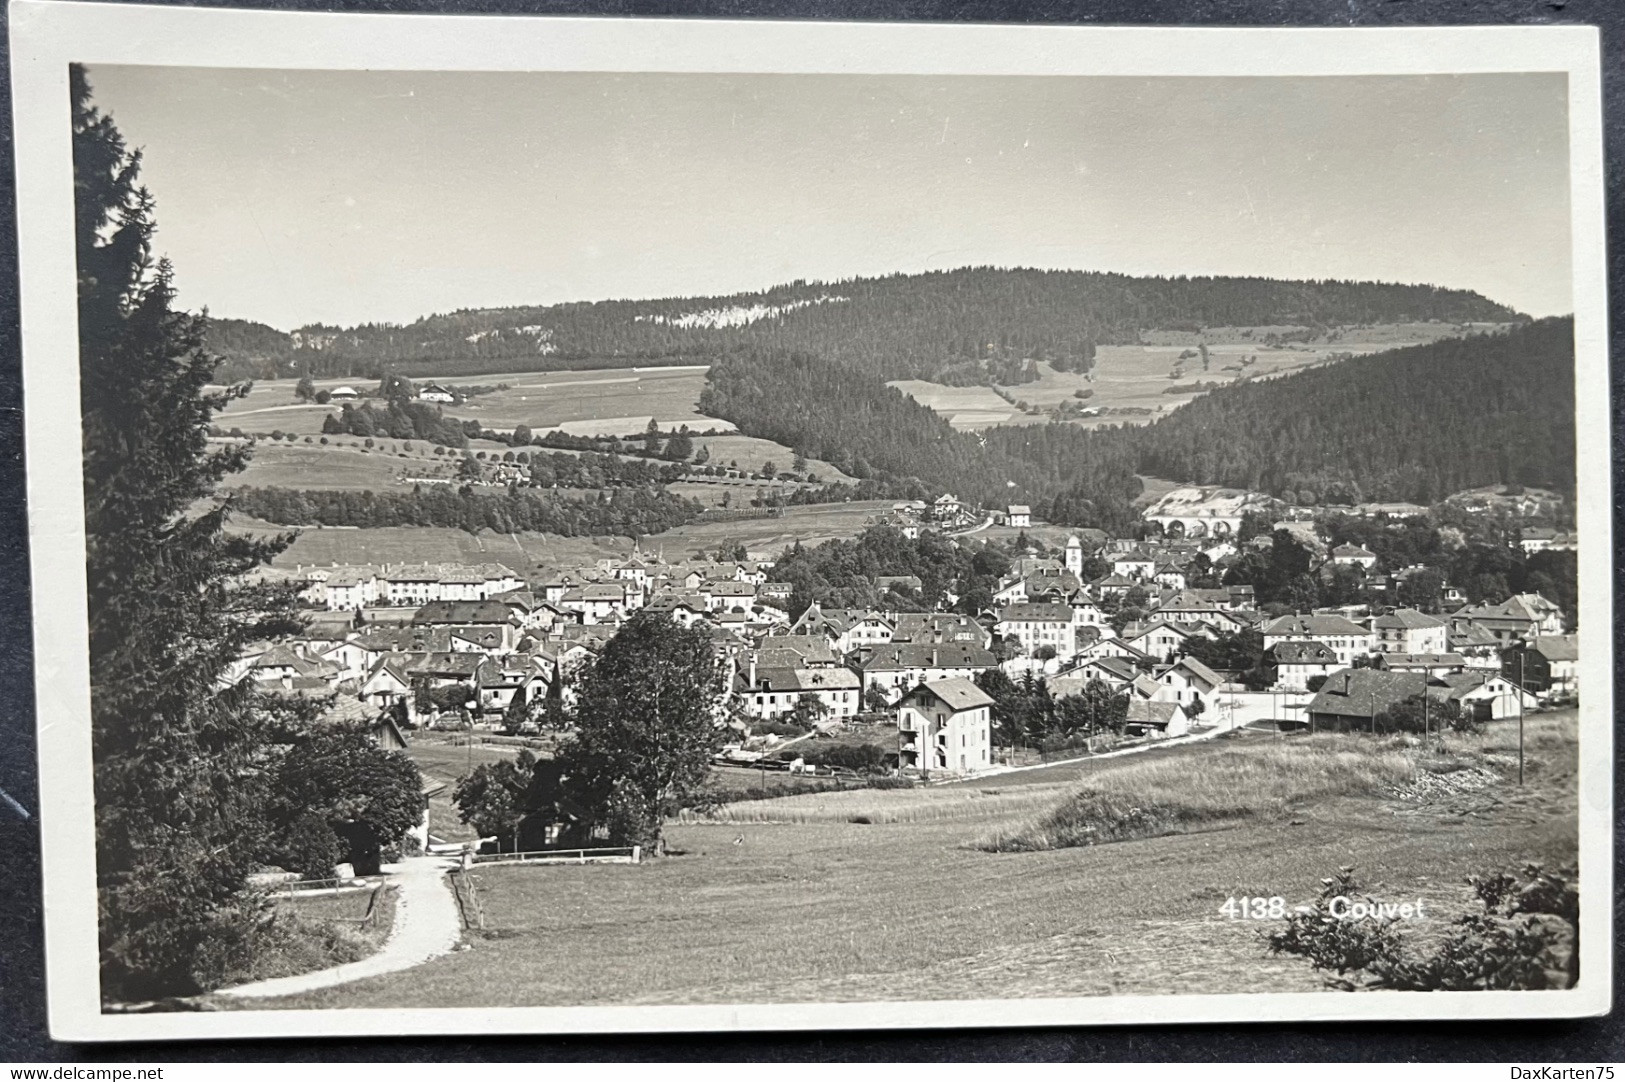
left=81, top=66, right=1573, bottom=329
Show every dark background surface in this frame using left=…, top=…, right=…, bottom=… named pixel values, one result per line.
left=0, top=0, right=1619, bottom=1062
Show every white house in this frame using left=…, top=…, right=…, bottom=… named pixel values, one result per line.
left=1124, top=620, right=1191, bottom=664
left=994, top=602, right=1078, bottom=659
left=1371, top=608, right=1450, bottom=656
left=736, top=664, right=861, bottom=721
left=1330, top=543, right=1378, bottom=570
left=1006, top=504, right=1032, bottom=528
left=1155, top=657, right=1224, bottom=713
left=1269, top=640, right=1340, bottom=691
left=417, top=383, right=456, bottom=404
left=559, top=583, right=631, bottom=624
left=1433, top=672, right=1539, bottom=721
left=1110, top=550, right=1157, bottom=581
left=851, top=642, right=997, bottom=705
left=896, top=677, right=993, bottom=777
left=1260, top=613, right=1376, bottom=667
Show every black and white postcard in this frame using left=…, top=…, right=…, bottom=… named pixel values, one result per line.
left=8, top=2, right=1611, bottom=1041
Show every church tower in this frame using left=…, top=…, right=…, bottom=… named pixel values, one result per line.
left=1065, top=535, right=1084, bottom=577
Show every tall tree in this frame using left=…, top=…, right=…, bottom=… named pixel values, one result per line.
left=559, top=612, right=725, bottom=851
left=75, top=66, right=301, bottom=998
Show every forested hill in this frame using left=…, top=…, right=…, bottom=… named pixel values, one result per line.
left=704, top=318, right=1574, bottom=533
left=205, top=267, right=1521, bottom=382
left=1131, top=316, right=1575, bottom=505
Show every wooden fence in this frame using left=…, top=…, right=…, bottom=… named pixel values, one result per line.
left=448, top=870, right=486, bottom=931
left=470, top=846, right=641, bottom=868
left=272, top=876, right=378, bottom=896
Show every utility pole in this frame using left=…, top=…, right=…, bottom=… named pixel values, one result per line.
left=1422, top=680, right=1429, bottom=750
left=1518, top=652, right=1526, bottom=786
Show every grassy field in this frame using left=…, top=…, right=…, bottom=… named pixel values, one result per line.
left=233, top=518, right=632, bottom=571
left=889, top=323, right=1512, bottom=432
left=658, top=501, right=896, bottom=560
left=212, top=368, right=723, bottom=439
left=438, top=366, right=721, bottom=435
left=225, top=440, right=459, bottom=490
left=232, top=498, right=893, bottom=571
left=690, top=434, right=854, bottom=484
left=885, top=381, right=1017, bottom=429
left=212, top=369, right=854, bottom=497
left=247, top=710, right=1576, bottom=1009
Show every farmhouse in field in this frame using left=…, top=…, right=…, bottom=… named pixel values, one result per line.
left=896, top=677, right=993, bottom=777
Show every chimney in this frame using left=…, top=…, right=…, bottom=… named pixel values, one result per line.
left=931, top=648, right=939, bottom=668
left=748, top=653, right=758, bottom=688
left=1341, top=672, right=1353, bottom=695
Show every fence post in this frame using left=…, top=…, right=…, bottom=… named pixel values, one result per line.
left=631, top=845, right=642, bottom=865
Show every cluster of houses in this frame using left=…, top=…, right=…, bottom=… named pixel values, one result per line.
left=239, top=491, right=1578, bottom=780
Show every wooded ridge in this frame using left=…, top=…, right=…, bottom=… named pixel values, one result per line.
left=206, top=266, right=1521, bottom=382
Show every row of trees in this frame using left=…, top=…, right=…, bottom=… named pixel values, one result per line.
left=321, top=399, right=470, bottom=448
left=75, top=68, right=424, bottom=999
left=972, top=670, right=1132, bottom=751
left=229, top=483, right=703, bottom=536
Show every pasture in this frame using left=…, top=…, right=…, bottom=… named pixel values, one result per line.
left=890, top=323, right=1505, bottom=431
left=247, top=711, right=1576, bottom=1009
left=885, top=381, right=1017, bottom=429
left=237, top=520, right=632, bottom=571
left=658, top=500, right=896, bottom=560
left=236, top=498, right=893, bottom=571
left=438, top=366, right=723, bottom=436
left=225, top=439, right=458, bottom=490
left=211, top=368, right=724, bottom=439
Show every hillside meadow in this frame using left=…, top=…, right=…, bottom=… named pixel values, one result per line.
left=213, top=367, right=723, bottom=440
left=887, top=322, right=1505, bottom=431
left=211, top=367, right=856, bottom=499
left=236, top=711, right=1577, bottom=1009
left=230, top=498, right=897, bottom=570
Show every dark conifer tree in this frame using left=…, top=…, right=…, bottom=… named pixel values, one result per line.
left=75, top=66, right=302, bottom=998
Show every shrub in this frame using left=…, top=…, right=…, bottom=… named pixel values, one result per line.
left=752, top=718, right=811, bottom=738
left=802, top=742, right=889, bottom=774
left=190, top=895, right=378, bottom=992
left=282, top=812, right=344, bottom=880
left=1266, top=865, right=1578, bottom=990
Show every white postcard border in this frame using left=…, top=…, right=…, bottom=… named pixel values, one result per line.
left=8, top=1, right=1611, bottom=1041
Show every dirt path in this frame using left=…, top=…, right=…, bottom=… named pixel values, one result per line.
left=217, top=855, right=461, bottom=1000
